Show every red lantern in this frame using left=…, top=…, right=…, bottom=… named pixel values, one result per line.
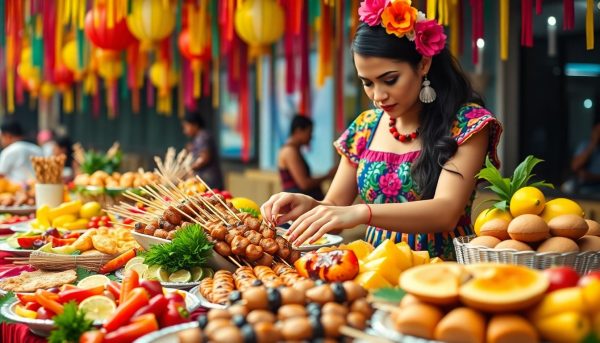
left=53, top=65, right=75, bottom=86
left=178, top=29, right=210, bottom=61
left=85, top=5, right=136, bottom=51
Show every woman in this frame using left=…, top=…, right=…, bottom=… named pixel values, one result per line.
left=278, top=115, right=335, bottom=201
left=261, top=0, right=502, bottom=259
left=182, top=112, right=224, bottom=190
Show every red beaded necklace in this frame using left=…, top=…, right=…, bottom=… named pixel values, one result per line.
left=388, top=117, right=419, bottom=142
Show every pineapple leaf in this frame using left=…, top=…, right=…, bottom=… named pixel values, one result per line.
left=493, top=200, right=509, bottom=212
left=510, top=156, right=545, bottom=194
left=473, top=198, right=502, bottom=214
left=529, top=181, right=555, bottom=189
left=476, top=157, right=511, bottom=201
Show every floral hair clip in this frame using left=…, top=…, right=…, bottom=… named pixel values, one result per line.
left=358, top=0, right=447, bottom=58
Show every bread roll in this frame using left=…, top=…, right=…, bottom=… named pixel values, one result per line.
left=487, top=314, right=539, bottom=343
left=434, top=307, right=486, bottom=343
left=391, top=303, right=443, bottom=340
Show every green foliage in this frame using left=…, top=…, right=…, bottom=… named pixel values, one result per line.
left=142, top=224, right=213, bottom=273
left=48, top=302, right=93, bottom=343
left=0, top=292, right=15, bottom=323
left=80, top=150, right=122, bottom=175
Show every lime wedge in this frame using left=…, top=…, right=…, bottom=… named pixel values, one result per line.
left=190, top=267, right=204, bottom=282
left=201, top=267, right=214, bottom=279
left=124, top=257, right=145, bottom=271
left=129, top=263, right=148, bottom=278
left=157, top=266, right=171, bottom=282
left=168, top=269, right=191, bottom=283
left=143, top=265, right=161, bottom=281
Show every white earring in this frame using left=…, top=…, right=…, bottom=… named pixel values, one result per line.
left=419, top=76, right=436, bottom=103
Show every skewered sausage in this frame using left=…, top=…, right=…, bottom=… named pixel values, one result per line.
left=211, top=226, right=228, bottom=241
left=214, top=241, right=232, bottom=257
left=231, top=236, right=251, bottom=256
left=154, top=229, right=169, bottom=239
left=254, top=252, right=274, bottom=267
left=245, top=244, right=264, bottom=262
left=164, top=206, right=183, bottom=225
left=259, top=238, right=279, bottom=255
left=143, top=224, right=157, bottom=236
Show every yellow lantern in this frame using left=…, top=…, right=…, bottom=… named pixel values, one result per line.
left=40, top=82, right=55, bottom=99
left=62, top=41, right=81, bottom=73
left=234, top=0, right=284, bottom=56
left=127, top=0, right=175, bottom=50
left=98, top=60, right=123, bottom=82
left=149, top=62, right=178, bottom=87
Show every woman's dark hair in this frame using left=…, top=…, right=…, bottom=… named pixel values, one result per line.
left=183, top=112, right=205, bottom=128
left=0, top=120, right=24, bottom=137
left=55, top=136, right=74, bottom=168
left=352, top=23, right=482, bottom=199
left=290, top=115, right=313, bottom=135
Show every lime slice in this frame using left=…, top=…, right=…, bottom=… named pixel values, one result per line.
left=78, top=295, right=116, bottom=321
left=201, top=267, right=214, bottom=279
left=143, top=265, right=162, bottom=281
left=77, top=275, right=110, bottom=289
left=124, top=257, right=145, bottom=271
left=129, top=263, right=148, bottom=278
left=168, top=269, right=191, bottom=283
left=190, top=267, right=204, bottom=282
left=157, top=266, right=171, bottom=282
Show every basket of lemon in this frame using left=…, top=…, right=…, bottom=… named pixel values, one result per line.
left=454, top=156, right=600, bottom=274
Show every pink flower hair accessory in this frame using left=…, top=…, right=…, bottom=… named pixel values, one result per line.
left=358, top=0, right=390, bottom=26
left=414, top=19, right=447, bottom=58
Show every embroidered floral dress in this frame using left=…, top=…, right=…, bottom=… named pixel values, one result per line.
left=333, top=103, right=503, bottom=260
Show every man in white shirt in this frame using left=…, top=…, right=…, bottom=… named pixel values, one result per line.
left=0, top=120, right=43, bottom=183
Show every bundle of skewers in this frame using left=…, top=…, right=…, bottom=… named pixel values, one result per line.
left=31, top=155, right=66, bottom=184
left=107, top=173, right=299, bottom=269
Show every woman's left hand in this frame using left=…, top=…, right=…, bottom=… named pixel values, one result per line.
left=286, top=204, right=369, bottom=247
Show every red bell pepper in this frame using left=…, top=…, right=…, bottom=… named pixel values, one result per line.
left=64, top=232, right=81, bottom=239
left=24, top=302, right=40, bottom=311
left=104, top=287, right=149, bottom=332
left=35, top=290, right=64, bottom=315
left=50, top=237, right=77, bottom=247
left=17, top=236, right=43, bottom=249
left=132, top=294, right=168, bottom=319
left=140, top=280, right=163, bottom=298
left=99, top=249, right=136, bottom=274
left=159, top=302, right=189, bottom=327
left=107, top=281, right=121, bottom=302
left=36, top=307, right=55, bottom=320
left=17, top=293, right=38, bottom=304
left=79, top=330, right=104, bottom=343
left=104, top=313, right=159, bottom=343
left=119, top=269, right=140, bottom=304
left=58, top=286, right=105, bottom=304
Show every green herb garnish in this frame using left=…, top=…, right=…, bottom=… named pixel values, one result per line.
left=371, top=287, right=406, bottom=303
left=142, top=224, right=213, bottom=273
left=0, top=292, right=15, bottom=323
left=48, top=302, right=93, bottom=343
left=238, top=207, right=260, bottom=218
left=475, top=155, right=554, bottom=212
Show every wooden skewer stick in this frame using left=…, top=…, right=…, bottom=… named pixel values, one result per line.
left=123, top=191, right=167, bottom=211
left=106, top=209, right=153, bottom=225
left=140, top=185, right=175, bottom=206
left=227, top=256, right=242, bottom=269
left=183, top=187, right=229, bottom=225
left=151, top=184, right=209, bottom=226
left=153, top=172, right=214, bottom=224
left=155, top=182, right=210, bottom=225
left=275, top=256, right=292, bottom=267
left=106, top=206, right=153, bottom=221
left=339, top=326, right=394, bottom=343
left=194, top=175, right=241, bottom=221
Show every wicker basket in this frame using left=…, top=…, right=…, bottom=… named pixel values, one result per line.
left=454, top=235, right=600, bottom=274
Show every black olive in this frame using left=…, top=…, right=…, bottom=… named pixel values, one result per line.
left=331, top=283, right=347, bottom=303
left=306, top=302, right=321, bottom=316
left=251, top=279, right=263, bottom=287
left=310, top=314, right=324, bottom=339
left=232, top=314, right=246, bottom=327
left=266, top=287, right=281, bottom=313
left=241, top=323, right=257, bottom=343
left=32, top=239, right=45, bottom=249
left=228, top=290, right=242, bottom=303
left=197, top=314, right=208, bottom=329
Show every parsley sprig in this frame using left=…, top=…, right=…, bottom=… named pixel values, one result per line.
left=142, top=224, right=213, bottom=273
left=48, top=302, right=93, bottom=343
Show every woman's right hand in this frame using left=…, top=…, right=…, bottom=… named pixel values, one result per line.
left=260, top=192, right=319, bottom=226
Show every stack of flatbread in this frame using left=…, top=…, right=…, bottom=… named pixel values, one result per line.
left=0, top=270, right=77, bottom=292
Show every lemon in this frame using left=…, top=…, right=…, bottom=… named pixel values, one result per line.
left=473, top=208, right=513, bottom=236
left=124, top=257, right=145, bottom=272
left=143, top=264, right=162, bottom=281
left=540, top=198, right=585, bottom=223
left=509, top=187, right=546, bottom=217
left=129, top=263, right=148, bottom=278
left=157, top=266, right=171, bottom=282
left=190, top=267, right=204, bottom=282
left=78, top=295, right=116, bottom=321
left=230, top=197, right=260, bottom=213
left=202, top=267, right=214, bottom=278
left=77, top=275, right=110, bottom=289
left=169, top=269, right=191, bottom=283
left=79, top=201, right=102, bottom=219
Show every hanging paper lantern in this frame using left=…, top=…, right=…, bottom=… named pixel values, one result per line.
left=178, top=29, right=210, bottom=62
left=62, top=41, right=82, bottom=73
left=18, top=47, right=42, bottom=93
left=40, top=82, right=56, bottom=99
left=98, top=60, right=123, bottom=82
left=234, top=0, right=284, bottom=55
left=127, top=0, right=176, bottom=50
left=53, top=65, right=75, bottom=86
left=85, top=4, right=136, bottom=51
left=149, top=61, right=178, bottom=98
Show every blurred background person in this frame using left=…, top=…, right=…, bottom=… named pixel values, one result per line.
left=37, top=129, right=55, bottom=157
left=0, top=120, right=43, bottom=183
left=53, top=135, right=78, bottom=182
left=278, top=115, right=335, bottom=201
left=563, top=115, right=600, bottom=195
left=182, top=111, right=224, bottom=190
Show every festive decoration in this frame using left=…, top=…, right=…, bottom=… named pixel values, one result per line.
left=234, top=0, right=285, bottom=56
left=127, top=0, right=176, bottom=50
left=84, top=4, right=136, bottom=51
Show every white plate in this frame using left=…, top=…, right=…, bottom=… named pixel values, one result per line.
left=132, top=232, right=236, bottom=272
left=134, top=322, right=199, bottom=343
left=115, top=268, right=201, bottom=290
left=7, top=221, right=35, bottom=232
left=276, top=228, right=344, bottom=252
left=0, top=241, right=34, bottom=256
left=188, top=285, right=227, bottom=309
left=0, top=206, right=36, bottom=216
left=1, top=289, right=200, bottom=337
left=0, top=219, right=33, bottom=230
left=370, top=309, right=442, bottom=343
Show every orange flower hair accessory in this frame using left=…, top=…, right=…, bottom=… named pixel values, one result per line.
left=381, top=0, right=417, bottom=38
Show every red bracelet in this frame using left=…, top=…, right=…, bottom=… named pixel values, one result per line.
left=364, top=204, right=372, bottom=226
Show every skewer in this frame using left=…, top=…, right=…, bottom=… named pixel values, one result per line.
left=123, top=191, right=167, bottom=211
left=194, top=175, right=241, bottom=221
left=339, top=326, right=393, bottom=343
left=154, top=172, right=213, bottom=224
left=227, top=256, right=242, bottom=268
left=184, top=185, right=229, bottom=224
left=140, top=185, right=176, bottom=206
left=151, top=184, right=209, bottom=226
left=106, top=210, right=153, bottom=225
left=106, top=206, right=155, bottom=222
left=157, top=185, right=210, bottom=225
left=275, top=256, right=292, bottom=267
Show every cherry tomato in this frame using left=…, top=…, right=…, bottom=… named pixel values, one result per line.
left=90, top=216, right=100, bottom=222
left=543, top=266, right=580, bottom=293
left=101, top=216, right=110, bottom=222
left=97, top=221, right=106, bottom=227
left=578, top=271, right=600, bottom=287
